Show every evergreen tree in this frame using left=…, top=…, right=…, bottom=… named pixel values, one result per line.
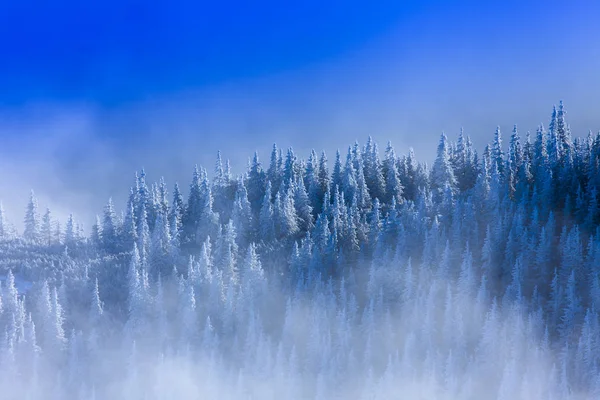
left=342, top=147, right=358, bottom=206
left=182, top=166, right=218, bottom=249
left=318, top=150, right=331, bottom=208
left=231, top=176, right=253, bottom=247
left=492, top=126, right=505, bottom=177
left=23, top=190, right=40, bottom=242
left=293, top=176, right=314, bottom=233
left=283, top=148, right=298, bottom=191
left=331, top=150, right=343, bottom=195
left=383, top=142, right=403, bottom=205
left=267, top=143, right=283, bottom=197
left=182, top=165, right=203, bottom=247
left=213, top=150, right=234, bottom=223
left=363, top=136, right=386, bottom=201
left=90, top=215, right=102, bottom=249
left=274, top=187, right=299, bottom=239
left=137, top=201, right=151, bottom=265
left=127, top=244, right=144, bottom=339
left=149, top=210, right=172, bottom=280
left=169, top=182, right=185, bottom=236
left=259, top=181, right=276, bottom=243
left=431, top=133, right=457, bottom=201
left=560, top=269, right=583, bottom=343
left=399, top=148, right=419, bottom=202
left=40, top=208, right=53, bottom=246
left=89, top=278, right=104, bottom=331
left=452, top=128, right=472, bottom=193
left=135, top=169, right=153, bottom=231
left=64, top=214, right=76, bottom=249
left=179, top=282, right=197, bottom=348
left=121, top=191, right=138, bottom=252
left=247, top=152, right=267, bottom=215
left=305, top=149, right=321, bottom=217
left=101, top=198, right=118, bottom=253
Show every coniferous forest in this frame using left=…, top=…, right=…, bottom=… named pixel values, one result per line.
left=1, top=102, right=600, bottom=399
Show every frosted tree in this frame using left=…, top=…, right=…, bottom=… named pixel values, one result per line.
left=363, top=136, right=386, bottom=202
left=1, top=270, right=18, bottom=332
left=182, top=165, right=204, bottom=247
left=0, top=202, right=8, bottom=239
left=382, top=141, right=403, bottom=205
left=559, top=270, right=583, bottom=343
left=149, top=210, right=172, bottom=280
left=457, top=243, right=475, bottom=298
left=64, top=213, right=76, bottom=249
left=399, top=148, right=419, bottom=202
left=36, top=282, right=66, bottom=362
left=492, top=126, right=505, bottom=177
left=157, top=177, right=169, bottom=217
left=101, top=198, right=118, bottom=253
left=431, top=133, right=457, bottom=201
left=231, top=176, right=253, bottom=247
left=135, top=169, right=153, bottom=231
left=90, top=214, right=102, bottom=250
left=23, top=190, right=40, bottom=242
left=452, top=128, right=474, bottom=193
left=39, top=207, right=53, bottom=246
left=89, top=278, right=104, bottom=343
left=240, top=244, right=266, bottom=312
left=214, top=221, right=239, bottom=286
left=556, top=100, right=572, bottom=164
left=353, top=152, right=372, bottom=212
left=126, top=244, right=147, bottom=341
left=212, top=154, right=227, bottom=224
left=341, top=147, right=358, bottom=205
left=20, top=312, right=40, bottom=386
left=305, top=149, right=319, bottom=201
left=137, top=201, right=151, bottom=265
left=560, top=226, right=583, bottom=285
left=317, top=151, right=331, bottom=207
left=267, top=143, right=283, bottom=198
left=121, top=188, right=138, bottom=251
left=331, top=150, right=343, bottom=194
left=294, top=176, right=314, bottom=233
left=283, top=147, right=298, bottom=191
left=274, top=187, right=299, bottom=239
left=259, top=181, right=276, bottom=243
left=179, top=282, right=197, bottom=349
left=169, top=182, right=185, bottom=235
left=505, top=126, right=519, bottom=199
left=247, top=152, right=267, bottom=215
left=533, top=124, right=548, bottom=183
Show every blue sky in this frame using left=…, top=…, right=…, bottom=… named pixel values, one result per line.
left=0, top=0, right=411, bottom=105
left=0, top=0, right=599, bottom=226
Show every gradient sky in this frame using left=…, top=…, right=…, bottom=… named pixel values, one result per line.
left=0, top=0, right=599, bottom=228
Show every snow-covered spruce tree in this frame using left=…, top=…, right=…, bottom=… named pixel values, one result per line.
left=23, top=190, right=40, bottom=242
left=0, top=202, right=8, bottom=240
left=101, top=198, right=119, bottom=253
left=40, top=208, right=54, bottom=247
left=431, top=133, right=457, bottom=203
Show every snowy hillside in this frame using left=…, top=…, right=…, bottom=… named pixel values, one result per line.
left=0, top=102, right=599, bottom=399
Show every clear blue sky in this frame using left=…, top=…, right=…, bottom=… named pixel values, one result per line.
left=0, top=0, right=599, bottom=226
left=0, top=0, right=415, bottom=105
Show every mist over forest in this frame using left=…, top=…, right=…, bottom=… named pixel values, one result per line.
left=0, top=102, right=599, bottom=399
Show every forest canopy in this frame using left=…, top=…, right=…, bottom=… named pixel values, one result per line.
left=0, top=101, right=599, bottom=399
